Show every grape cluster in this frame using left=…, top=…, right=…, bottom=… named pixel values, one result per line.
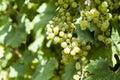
left=46, top=0, right=120, bottom=80
left=79, top=0, right=114, bottom=45
left=46, top=0, right=91, bottom=65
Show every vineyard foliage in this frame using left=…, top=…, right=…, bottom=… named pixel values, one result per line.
left=0, top=0, right=120, bottom=80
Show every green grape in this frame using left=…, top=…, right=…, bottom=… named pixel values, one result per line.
left=54, top=36, right=61, bottom=43
left=105, top=38, right=111, bottom=44
left=73, top=74, right=80, bottom=80
left=86, top=45, right=91, bottom=50
left=94, top=0, right=101, bottom=4
left=80, top=20, right=90, bottom=30
left=99, top=6, right=108, bottom=13
left=64, top=47, right=71, bottom=54
left=63, top=3, right=69, bottom=9
left=71, top=2, right=78, bottom=8
left=81, top=57, right=88, bottom=65
left=59, top=31, right=65, bottom=38
left=90, top=9, right=100, bottom=18
left=101, top=1, right=108, bottom=8
left=47, top=33, right=55, bottom=39
left=66, top=12, right=71, bottom=17
left=97, top=35, right=105, bottom=41
left=61, top=42, right=68, bottom=48
left=58, top=0, right=64, bottom=5
left=101, top=20, right=110, bottom=32
left=75, top=62, right=81, bottom=70
left=72, top=41, right=78, bottom=47
left=67, top=33, right=72, bottom=38
left=53, top=26, right=59, bottom=35
left=70, top=50, right=76, bottom=55
left=73, top=46, right=81, bottom=53
left=47, top=27, right=52, bottom=33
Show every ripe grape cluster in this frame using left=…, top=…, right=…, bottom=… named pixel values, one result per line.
left=46, top=0, right=120, bottom=80
left=46, top=0, right=90, bottom=65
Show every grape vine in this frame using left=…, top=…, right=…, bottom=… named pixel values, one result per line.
left=46, top=0, right=120, bottom=80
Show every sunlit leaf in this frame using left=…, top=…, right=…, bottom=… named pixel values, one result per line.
left=85, top=58, right=120, bottom=80
left=75, top=24, right=93, bottom=42
left=62, top=61, right=77, bottom=80
left=33, top=58, right=58, bottom=80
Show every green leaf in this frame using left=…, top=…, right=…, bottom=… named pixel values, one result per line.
left=12, top=62, right=28, bottom=77
left=62, top=61, right=77, bottom=80
left=85, top=58, right=120, bottom=80
left=33, top=0, right=57, bottom=32
left=15, top=0, right=25, bottom=9
left=23, top=50, right=37, bottom=64
left=87, top=44, right=112, bottom=64
left=33, top=58, right=58, bottom=80
left=75, top=24, right=93, bottom=42
left=4, top=26, right=27, bottom=47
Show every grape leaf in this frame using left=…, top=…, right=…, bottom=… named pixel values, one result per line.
left=75, top=24, right=93, bottom=42
left=85, top=58, right=120, bottom=80
left=33, top=0, right=57, bottom=32
left=87, top=44, right=112, bottom=64
left=4, top=14, right=27, bottom=47
left=23, top=50, right=37, bottom=64
left=62, top=61, right=77, bottom=80
left=12, top=62, right=28, bottom=77
left=33, top=58, right=58, bottom=80
left=4, top=26, right=27, bottom=47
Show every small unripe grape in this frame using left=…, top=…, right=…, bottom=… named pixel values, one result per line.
left=59, top=8, right=64, bottom=13
left=101, top=1, right=108, bottom=8
left=47, top=27, right=52, bottom=33
left=93, top=18, right=99, bottom=24
left=64, top=47, right=71, bottom=54
left=106, top=13, right=112, bottom=20
left=58, top=0, right=64, bottom=5
left=94, top=0, right=101, bottom=4
left=70, top=50, right=76, bottom=56
left=75, top=62, right=81, bottom=70
left=55, top=2, right=58, bottom=6
left=81, top=57, right=88, bottom=64
left=66, top=12, right=70, bottom=17
left=100, top=7, right=107, bottom=13
left=71, top=2, right=77, bottom=8
left=48, top=33, right=55, bottom=39
left=73, top=74, right=80, bottom=80
left=59, top=31, right=65, bottom=37
left=46, top=24, right=51, bottom=28
left=105, top=38, right=111, bottom=44
left=80, top=20, right=90, bottom=30
left=66, top=16, right=71, bottom=21
left=98, top=35, right=105, bottom=41
left=66, top=38, right=70, bottom=43
left=86, top=45, right=91, bottom=50
left=86, top=6, right=91, bottom=10
left=61, top=42, right=68, bottom=48
left=73, top=46, right=81, bottom=53
left=101, top=20, right=109, bottom=32
left=54, top=36, right=61, bottom=43
left=54, top=17, right=60, bottom=22
left=49, top=20, right=54, bottom=25
left=67, top=33, right=72, bottom=38
left=70, top=23, right=75, bottom=28
left=63, top=3, right=68, bottom=9
left=83, top=51, right=88, bottom=56
left=77, top=71, right=81, bottom=75
left=90, top=9, right=100, bottom=18
left=86, top=14, right=92, bottom=21
left=53, top=27, right=59, bottom=35
left=72, top=41, right=78, bottom=47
